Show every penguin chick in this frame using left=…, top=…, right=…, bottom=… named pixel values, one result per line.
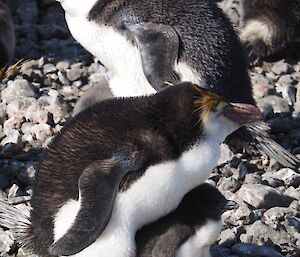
left=135, top=183, right=238, bottom=257
left=0, top=82, right=261, bottom=257
left=0, top=0, right=15, bottom=68
left=72, top=75, right=113, bottom=116
left=60, top=0, right=299, bottom=167
left=240, top=0, right=300, bottom=60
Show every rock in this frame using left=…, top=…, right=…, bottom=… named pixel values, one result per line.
left=1, top=143, right=23, bottom=158
left=219, top=227, right=244, bottom=247
left=66, top=68, right=82, bottom=82
left=6, top=98, right=36, bottom=120
left=242, top=220, right=295, bottom=249
left=284, top=186, right=300, bottom=199
left=0, top=228, right=14, bottom=254
left=257, top=95, right=290, bottom=114
left=218, top=177, right=241, bottom=192
left=273, top=168, right=300, bottom=187
left=1, top=79, right=37, bottom=103
left=262, top=207, right=297, bottom=229
left=218, top=143, right=235, bottom=165
left=237, top=184, right=293, bottom=209
left=271, top=60, right=291, bottom=75
left=231, top=243, right=284, bottom=257
left=42, top=63, right=57, bottom=74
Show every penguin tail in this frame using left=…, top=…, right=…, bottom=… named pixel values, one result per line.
left=0, top=200, right=34, bottom=251
left=247, top=123, right=299, bottom=168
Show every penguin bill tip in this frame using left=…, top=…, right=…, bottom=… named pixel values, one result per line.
left=222, top=103, right=262, bottom=126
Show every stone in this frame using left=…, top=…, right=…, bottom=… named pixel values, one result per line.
left=1, top=79, right=37, bottom=103
left=262, top=207, right=297, bottom=229
left=284, top=186, right=300, bottom=199
left=43, top=63, right=57, bottom=74
left=271, top=60, right=291, bottom=75
left=0, top=228, right=14, bottom=254
left=242, top=220, right=295, bottom=248
left=66, top=68, right=82, bottom=82
left=231, top=243, right=284, bottom=257
left=237, top=184, right=292, bottom=209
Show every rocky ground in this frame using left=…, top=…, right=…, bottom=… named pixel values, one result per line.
left=0, top=0, right=299, bottom=256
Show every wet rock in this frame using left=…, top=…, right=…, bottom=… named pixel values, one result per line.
left=231, top=243, right=284, bottom=257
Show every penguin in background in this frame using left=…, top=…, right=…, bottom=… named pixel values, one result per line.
left=0, top=82, right=261, bottom=257
left=58, top=0, right=299, bottom=167
left=240, top=0, right=300, bottom=60
left=135, top=183, right=238, bottom=257
left=0, top=0, right=15, bottom=68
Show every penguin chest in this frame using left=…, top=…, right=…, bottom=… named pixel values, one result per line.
left=54, top=139, right=221, bottom=257
left=175, top=220, right=223, bottom=257
left=65, top=15, right=202, bottom=97
left=65, top=14, right=155, bottom=97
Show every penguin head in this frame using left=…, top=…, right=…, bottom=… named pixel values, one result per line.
left=193, top=85, right=262, bottom=142
left=178, top=183, right=238, bottom=224
left=56, top=0, right=97, bottom=17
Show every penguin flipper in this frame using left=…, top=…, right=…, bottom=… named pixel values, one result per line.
left=151, top=224, right=192, bottom=257
left=49, top=155, right=143, bottom=256
left=127, top=22, right=180, bottom=91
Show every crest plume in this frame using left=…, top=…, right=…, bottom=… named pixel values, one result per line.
left=193, top=85, right=224, bottom=124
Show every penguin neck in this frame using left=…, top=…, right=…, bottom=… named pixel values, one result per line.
left=58, top=0, right=98, bottom=17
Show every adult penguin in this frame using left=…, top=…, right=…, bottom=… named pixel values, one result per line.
left=240, top=0, right=300, bottom=60
left=0, top=82, right=261, bottom=257
left=58, top=0, right=299, bottom=167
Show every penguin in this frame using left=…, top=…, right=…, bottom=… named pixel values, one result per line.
left=0, top=0, right=15, bottom=68
left=58, top=0, right=299, bottom=167
left=0, top=82, right=261, bottom=257
left=240, top=0, right=300, bottom=60
left=135, top=183, right=238, bottom=257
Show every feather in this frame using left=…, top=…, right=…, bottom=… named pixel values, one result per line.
left=0, top=200, right=34, bottom=252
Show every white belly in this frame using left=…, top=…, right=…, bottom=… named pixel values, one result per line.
left=175, top=220, right=223, bottom=257
left=65, top=15, right=201, bottom=97
left=54, top=139, right=221, bottom=257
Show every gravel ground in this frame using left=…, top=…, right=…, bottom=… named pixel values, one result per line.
left=0, top=0, right=300, bottom=257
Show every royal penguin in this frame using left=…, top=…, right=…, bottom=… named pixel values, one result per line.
left=58, top=0, right=299, bottom=167
left=0, top=0, right=15, bottom=68
left=135, top=183, right=238, bottom=257
left=240, top=0, right=300, bottom=60
left=0, top=82, right=261, bottom=257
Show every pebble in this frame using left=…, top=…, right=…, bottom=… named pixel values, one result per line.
left=237, top=184, right=292, bottom=209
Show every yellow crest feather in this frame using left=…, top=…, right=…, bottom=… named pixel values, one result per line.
left=192, top=84, right=224, bottom=124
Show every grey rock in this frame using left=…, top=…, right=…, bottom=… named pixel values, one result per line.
left=244, top=173, right=262, bottom=185
left=218, top=176, right=241, bottom=193
left=242, top=220, right=295, bottom=249
left=262, top=207, right=297, bottom=229
left=284, top=186, right=300, bottom=200
left=1, top=79, right=37, bottom=102
left=257, top=95, right=290, bottom=114
left=43, top=63, right=57, bottom=74
left=66, top=68, right=82, bottom=82
left=270, top=168, right=300, bottom=187
left=0, top=228, right=14, bottom=254
left=271, top=60, right=291, bottom=75
left=237, top=184, right=292, bottom=209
